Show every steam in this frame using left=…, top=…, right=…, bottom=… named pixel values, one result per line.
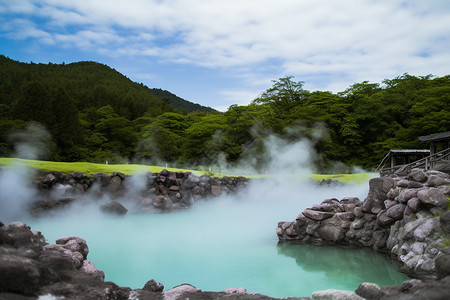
left=0, top=123, right=382, bottom=297
left=8, top=123, right=52, bottom=160
left=0, top=124, right=51, bottom=223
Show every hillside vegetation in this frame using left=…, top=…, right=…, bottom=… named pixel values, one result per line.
left=0, top=55, right=449, bottom=171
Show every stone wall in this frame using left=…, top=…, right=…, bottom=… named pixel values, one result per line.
left=32, top=169, right=249, bottom=215
left=277, top=169, right=450, bottom=278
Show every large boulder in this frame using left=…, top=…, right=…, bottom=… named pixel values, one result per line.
left=363, top=177, right=395, bottom=214
left=142, top=279, right=164, bottom=292
left=100, top=201, right=128, bottom=215
left=0, top=253, right=41, bottom=295
left=440, top=211, right=450, bottom=233
left=312, top=289, right=363, bottom=300
left=417, top=188, right=448, bottom=209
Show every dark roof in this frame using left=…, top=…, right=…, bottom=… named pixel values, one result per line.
left=388, top=149, right=430, bottom=154
left=419, top=131, right=450, bottom=142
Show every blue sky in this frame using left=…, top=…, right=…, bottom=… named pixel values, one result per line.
left=1, top=0, right=449, bottom=111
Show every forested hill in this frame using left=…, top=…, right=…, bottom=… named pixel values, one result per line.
left=149, top=88, right=216, bottom=113
left=0, top=55, right=215, bottom=115
left=0, top=54, right=449, bottom=171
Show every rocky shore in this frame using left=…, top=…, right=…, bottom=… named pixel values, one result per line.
left=30, top=169, right=249, bottom=216
left=2, top=169, right=450, bottom=299
left=278, top=168, right=450, bottom=299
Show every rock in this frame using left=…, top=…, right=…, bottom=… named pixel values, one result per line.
left=163, top=284, right=200, bottom=300
left=427, top=175, right=450, bottom=187
left=435, top=254, right=450, bottom=279
left=39, top=249, right=77, bottom=273
left=440, top=211, right=450, bottom=233
left=211, top=185, right=222, bottom=196
left=413, top=218, right=440, bottom=242
left=377, top=211, right=395, bottom=227
left=384, top=200, right=397, bottom=209
left=302, top=209, right=334, bottom=221
left=160, top=169, right=171, bottom=177
left=107, top=175, right=122, bottom=193
left=396, top=179, right=409, bottom=188
left=318, top=215, right=346, bottom=242
left=222, top=287, right=248, bottom=294
left=363, top=177, right=395, bottom=214
left=410, top=242, right=427, bottom=255
left=408, top=169, right=428, bottom=183
left=408, top=181, right=424, bottom=188
left=112, top=171, right=126, bottom=180
left=56, top=236, right=89, bottom=259
left=396, top=188, right=419, bottom=203
left=312, top=289, right=364, bottom=300
left=0, top=228, right=14, bottom=245
left=0, top=254, right=41, bottom=295
left=354, top=206, right=364, bottom=218
left=385, top=204, right=406, bottom=220
left=100, top=201, right=128, bottom=215
left=407, top=197, right=422, bottom=212
left=355, top=282, right=386, bottom=300
left=142, top=279, right=164, bottom=292
left=80, top=260, right=105, bottom=280
left=418, top=188, right=448, bottom=208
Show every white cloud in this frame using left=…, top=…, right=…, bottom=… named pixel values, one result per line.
left=1, top=0, right=449, bottom=105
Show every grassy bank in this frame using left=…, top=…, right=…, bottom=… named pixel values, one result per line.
left=0, top=158, right=375, bottom=183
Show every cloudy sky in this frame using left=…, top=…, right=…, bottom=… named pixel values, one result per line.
left=1, top=0, right=449, bottom=111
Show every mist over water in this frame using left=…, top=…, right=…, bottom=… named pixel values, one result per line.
left=2, top=133, right=409, bottom=298
left=26, top=179, right=408, bottom=298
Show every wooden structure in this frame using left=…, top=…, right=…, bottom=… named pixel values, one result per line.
left=376, top=150, right=430, bottom=176
left=419, top=131, right=450, bottom=155
left=377, top=131, right=450, bottom=176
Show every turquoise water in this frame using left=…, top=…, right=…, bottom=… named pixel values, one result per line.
left=28, top=182, right=409, bottom=298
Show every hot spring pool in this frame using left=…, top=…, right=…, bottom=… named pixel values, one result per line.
left=27, top=181, right=409, bottom=298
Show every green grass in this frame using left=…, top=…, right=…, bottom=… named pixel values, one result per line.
left=0, top=157, right=374, bottom=182
left=0, top=158, right=205, bottom=176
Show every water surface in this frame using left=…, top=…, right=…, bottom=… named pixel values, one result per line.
left=28, top=181, right=409, bottom=298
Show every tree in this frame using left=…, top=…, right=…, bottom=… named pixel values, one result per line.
left=253, top=76, right=307, bottom=109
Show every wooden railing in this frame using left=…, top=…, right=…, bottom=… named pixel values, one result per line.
left=379, top=148, right=450, bottom=176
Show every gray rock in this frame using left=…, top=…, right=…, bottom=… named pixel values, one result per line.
left=396, top=188, right=419, bottom=203
left=318, top=224, right=344, bottom=243
left=410, top=242, right=427, bottom=255
left=312, top=289, right=364, bottom=300
left=387, top=188, right=400, bottom=200
left=427, top=170, right=450, bottom=179
left=302, top=209, right=334, bottom=221
left=396, top=179, right=410, bottom=188
left=363, top=177, right=395, bottom=214
left=418, top=188, right=448, bottom=208
left=163, top=284, right=201, bottom=300
left=407, top=197, right=422, bottom=212
left=377, top=211, right=395, bottom=227
left=386, top=204, right=406, bottom=220
left=440, top=210, right=450, bottom=233
left=107, top=175, right=122, bottom=193
left=384, top=200, right=397, bottom=209
left=438, top=184, right=450, bottom=196
left=142, top=279, right=164, bottom=292
left=427, top=175, right=450, bottom=187
left=413, top=218, right=440, bottom=242
left=0, top=254, right=41, bottom=295
left=435, top=254, right=450, bottom=279
left=408, top=169, right=428, bottom=183
left=80, top=259, right=105, bottom=280
left=355, top=282, right=386, bottom=300
left=100, top=201, right=128, bottom=215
